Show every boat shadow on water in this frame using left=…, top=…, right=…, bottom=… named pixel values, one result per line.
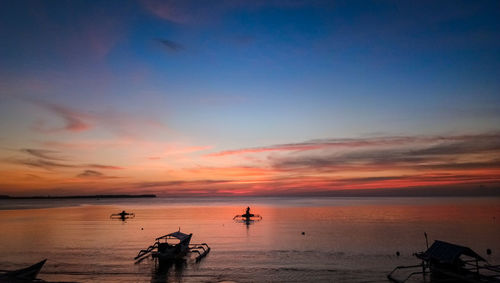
left=150, top=259, right=186, bottom=283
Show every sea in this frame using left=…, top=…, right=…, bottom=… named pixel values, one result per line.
left=0, top=197, right=499, bottom=282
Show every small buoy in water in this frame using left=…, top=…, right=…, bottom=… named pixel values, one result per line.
left=396, top=251, right=400, bottom=256
left=487, top=248, right=492, bottom=255
left=301, top=232, right=305, bottom=235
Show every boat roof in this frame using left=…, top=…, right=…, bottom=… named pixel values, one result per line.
left=418, top=240, right=485, bottom=264
left=156, top=231, right=191, bottom=241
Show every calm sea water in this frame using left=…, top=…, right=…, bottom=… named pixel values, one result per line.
left=0, top=197, right=499, bottom=282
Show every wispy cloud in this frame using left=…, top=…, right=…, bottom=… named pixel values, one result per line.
left=140, top=0, right=326, bottom=24
left=156, top=39, right=185, bottom=52
left=141, top=0, right=225, bottom=24
left=21, top=148, right=66, bottom=161
left=270, top=133, right=500, bottom=172
left=9, top=148, right=123, bottom=171
left=4, top=131, right=500, bottom=196
left=192, top=132, right=500, bottom=194
left=137, top=179, right=231, bottom=188
left=27, top=98, right=167, bottom=137
left=207, top=133, right=500, bottom=158
left=87, top=164, right=123, bottom=170
left=76, top=170, right=120, bottom=179
left=77, top=170, right=104, bottom=178
left=15, top=158, right=75, bottom=170
left=32, top=101, right=91, bottom=132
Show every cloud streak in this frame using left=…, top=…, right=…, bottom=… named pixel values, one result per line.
left=32, top=101, right=91, bottom=132
left=77, top=170, right=103, bottom=178
left=156, top=39, right=185, bottom=52
left=189, top=132, right=500, bottom=194
left=205, top=136, right=439, bottom=157
left=207, top=133, right=500, bottom=158
left=9, top=148, right=123, bottom=171
left=21, top=148, right=66, bottom=161
left=3, top=132, right=500, bottom=196
left=270, top=133, right=500, bottom=171
left=27, top=98, right=167, bottom=138
left=77, top=170, right=120, bottom=179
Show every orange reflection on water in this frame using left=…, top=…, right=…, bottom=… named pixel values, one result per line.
left=0, top=198, right=499, bottom=282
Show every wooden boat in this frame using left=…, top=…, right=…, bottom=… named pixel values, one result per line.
left=0, top=259, right=46, bottom=282
left=135, top=230, right=210, bottom=264
left=110, top=210, right=135, bottom=220
left=233, top=207, right=262, bottom=221
left=153, top=231, right=192, bottom=262
left=388, top=240, right=500, bottom=282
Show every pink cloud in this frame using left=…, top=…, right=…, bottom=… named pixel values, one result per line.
left=27, top=99, right=92, bottom=133
left=44, top=103, right=91, bottom=132
left=29, top=99, right=168, bottom=137
left=205, top=134, right=500, bottom=157
left=141, top=0, right=194, bottom=23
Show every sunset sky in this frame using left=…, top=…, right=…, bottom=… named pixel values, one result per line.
left=1, top=0, right=499, bottom=196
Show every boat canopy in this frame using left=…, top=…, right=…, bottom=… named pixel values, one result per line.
left=417, top=240, right=485, bottom=264
left=156, top=231, right=191, bottom=241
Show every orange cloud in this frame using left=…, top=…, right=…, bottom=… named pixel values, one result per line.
left=2, top=132, right=500, bottom=197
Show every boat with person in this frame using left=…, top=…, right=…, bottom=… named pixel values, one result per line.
left=388, top=239, right=500, bottom=282
left=233, top=207, right=262, bottom=222
left=0, top=259, right=46, bottom=282
left=110, top=210, right=135, bottom=220
left=135, top=230, right=210, bottom=264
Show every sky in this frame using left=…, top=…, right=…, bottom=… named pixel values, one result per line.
left=1, top=0, right=500, bottom=196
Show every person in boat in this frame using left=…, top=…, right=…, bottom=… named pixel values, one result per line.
left=243, top=207, right=254, bottom=218
left=118, top=210, right=132, bottom=220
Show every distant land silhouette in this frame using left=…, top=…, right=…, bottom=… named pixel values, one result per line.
left=0, top=194, right=156, bottom=199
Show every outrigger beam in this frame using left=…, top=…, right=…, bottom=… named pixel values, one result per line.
left=189, top=243, right=211, bottom=262
left=387, top=263, right=426, bottom=283
left=233, top=214, right=262, bottom=220
left=134, top=242, right=158, bottom=260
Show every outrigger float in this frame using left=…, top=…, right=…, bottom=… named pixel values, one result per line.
left=134, top=230, right=210, bottom=264
left=388, top=240, right=500, bottom=283
left=233, top=207, right=262, bottom=222
left=0, top=259, right=46, bottom=282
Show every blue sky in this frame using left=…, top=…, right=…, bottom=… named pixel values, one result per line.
left=1, top=0, right=499, bottom=195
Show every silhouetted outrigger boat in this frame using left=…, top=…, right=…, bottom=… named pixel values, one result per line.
left=388, top=240, right=500, bottom=282
left=233, top=207, right=262, bottom=222
left=0, top=259, right=46, bottom=282
left=134, top=230, right=210, bottom=264
left=110, top=210, right=135, bottom=220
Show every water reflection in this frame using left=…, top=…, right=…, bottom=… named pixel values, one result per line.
left=0, top=198, right=499, bottom=282
left=151, top=259, right=185, bottom=283
left=234, top=218, right=261, bottom=229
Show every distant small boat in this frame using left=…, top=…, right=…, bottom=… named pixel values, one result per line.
left=135, top=230, right=210, bottom=263
left=233, top=207, right=262, bottom=221
left=110, top=210, right=135, bottom=220
left=0, top=259, right=46, bottom=282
